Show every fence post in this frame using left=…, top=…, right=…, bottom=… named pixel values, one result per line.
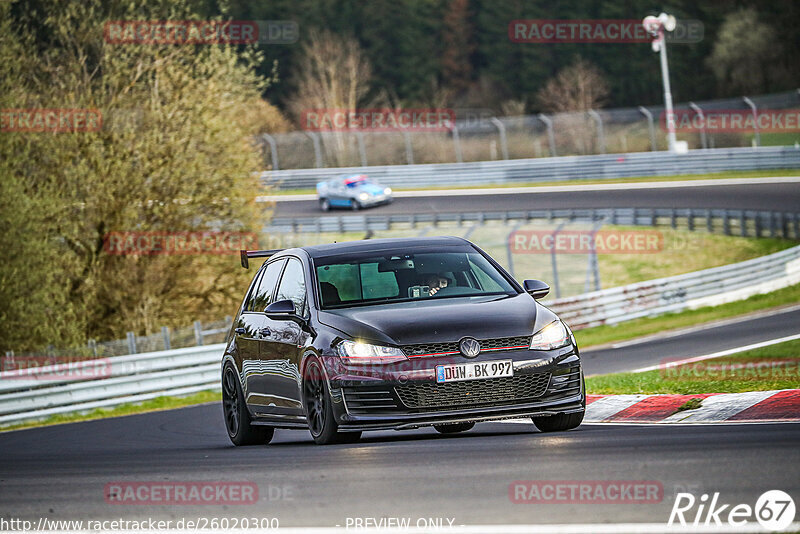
left=689, top=102, right=708, bottom=149
left=355, top=132, right=367, bottom=166
left=305, top=132, right=323, bottom=168
left=723, top=211, right=730, bottom=235
left=88, top=339, right=97, bottom=357
left=550, top=221, right=567, bottom=298
left=638, top=106, right=657, bottom=151
left=740, top=211, right=747, bottom=237
left=742, top=97, right=760, bottom=147
left=403, top=132, right=414, bottom=165
left=162, top=326, right=171, bottom=351
left=706, top=210, right=713, bottom=232
left=505, top=222, right=522, bottom=278
left=490, top=117, right=509, bottom=160
left=451, top=125, right=463, bottom=163
left=538, top=114, right=557, bottom=157
left=262, top=134, right=280, bottom=170
left=126, top=332, right=137, bottom=354
left=194, top=321, right=204, bottom=346
left=588, top=110, right=606, bottom=154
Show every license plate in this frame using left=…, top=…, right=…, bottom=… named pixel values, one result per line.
left=435, top=360, right=513, bottom=383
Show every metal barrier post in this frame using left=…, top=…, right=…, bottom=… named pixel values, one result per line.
left=356, top=132, right=367, bottom=166
left=403, top=132, right=414, bottom=165
left=588, top=110, right=606, bottom=154
left=689, top=102, right=708, bottom=149
left=491, top=117, right=509, bottom=160
left=305, top=132, right=323, bottom=168
left=162, top=326, right=171, bottom=351
left=126, top=332, right=137, bottom=354
left=742, top=97, right=760, bottom=147
left=638, top=106, right=657, bottom=151
left=262, top=134, right=280, bottom=170
left=538, top=114, right=557, bottom=157
left=452, top=125, right=463, bottom=163
left=194, top=321, right=203, bottom=346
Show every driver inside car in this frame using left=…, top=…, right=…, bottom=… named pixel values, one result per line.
left=423, top=273, right=450, bottom=295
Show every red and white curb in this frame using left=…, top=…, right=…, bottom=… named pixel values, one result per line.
left=584, top=389, right=800, bottom=424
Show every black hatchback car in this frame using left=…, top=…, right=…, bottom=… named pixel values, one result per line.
left=222, top=237, right=584, bottom=445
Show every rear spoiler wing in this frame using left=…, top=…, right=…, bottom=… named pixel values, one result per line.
left=240, top=249, right=282, bottom=269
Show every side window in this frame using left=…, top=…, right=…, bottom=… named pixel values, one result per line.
left=243, top=268, right=265, bottom=312
left=275, top=258, right=307, bottom=316
left=250, top=259, right=286, bottom=312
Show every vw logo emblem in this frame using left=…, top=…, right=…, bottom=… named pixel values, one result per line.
left=459, top=337, right=481, bottom=358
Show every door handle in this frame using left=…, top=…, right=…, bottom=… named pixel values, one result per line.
left=259, top=327, right=272, bottom=337
left=234, top=327, right=246, bottom=335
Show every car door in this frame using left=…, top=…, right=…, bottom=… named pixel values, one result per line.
left=241, top=258, right=285, bottom=411
left=257, top=257, right=309, bottom=417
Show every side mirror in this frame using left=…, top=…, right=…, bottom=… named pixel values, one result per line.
left=265, top=299, right=297, bottom=318
left=523, top=279, right=550, bottom=299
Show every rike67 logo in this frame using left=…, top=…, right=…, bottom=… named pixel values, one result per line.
left=669, top=490, right=796, bottom=531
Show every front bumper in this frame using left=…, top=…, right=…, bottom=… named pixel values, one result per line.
left=325, top=346, right=584, bottom=431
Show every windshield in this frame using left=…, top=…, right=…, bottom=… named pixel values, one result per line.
left=315, top=250, right=517, bottom=308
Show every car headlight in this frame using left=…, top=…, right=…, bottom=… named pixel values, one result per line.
left=530, top=320, right=570, bottom=351
left=384, top=187, right=392, bottom=195
left=337, top=340, right=407, bottom=364
left=359, top=192, right=369, bottom=201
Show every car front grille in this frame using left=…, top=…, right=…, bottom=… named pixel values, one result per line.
left=394, top=372, right=551, bottom=410
left=402, top=335, right=531, bottom=357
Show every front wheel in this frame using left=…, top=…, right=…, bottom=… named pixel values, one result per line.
left=319, top=198, right=330, bottom=211
left=303, top=358, right=359, bottom=445
left=350, top=199, right=360, bottom=210
left=532, top=411, right=584, bottom=432
left=222, top=363, right=274, bottom=445
left=434, top=422, right=475, bottom=434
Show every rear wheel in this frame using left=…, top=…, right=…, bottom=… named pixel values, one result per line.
left=319, top=198, right=330, bottom=211
left=222, top=363, right=274, bottom=445
left=434, top=422, right=475, bottom=434
left=303, top=358, right=360, bottom=445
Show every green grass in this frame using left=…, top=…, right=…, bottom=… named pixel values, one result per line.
left=0, top=390, right=220, bottom=433
left=586, top=339, right=800, bottom=395
left=264, top=168, right=800, bottom=196
left=575, top=283, right=800, bottom=349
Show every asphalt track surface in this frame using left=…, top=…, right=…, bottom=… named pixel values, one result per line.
left=2, top=178, right=799, bottom=529
left=272, top=180, right=800, bottom=217
left=1, top=309, right=799, bottom=528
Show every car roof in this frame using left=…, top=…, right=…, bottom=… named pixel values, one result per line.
left=301, top=236, right=473, bottom=259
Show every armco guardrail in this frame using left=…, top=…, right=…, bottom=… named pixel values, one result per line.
left=261, top=146, right=800, bottom=190
left=545, top=244, right=800, bottom=329
left=269, top=207, right=800, bottom=240
left=1, top=244, right=799, bottom=427
left=0, top=344, right=224, bottom=426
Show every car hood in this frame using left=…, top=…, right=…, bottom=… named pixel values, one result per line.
left=316, top=293, right=558, bottom=346
left=355, top=183, right=385, bottom=195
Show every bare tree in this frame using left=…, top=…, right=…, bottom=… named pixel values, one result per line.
left=536, top=56, right=609, bottom=113
left=537, top=57, right=610, bottom=154
left=289, top=30, right=373, bottom=166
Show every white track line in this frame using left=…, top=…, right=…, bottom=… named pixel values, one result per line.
left=260, top=176, right=800, bottom=203
left=584, top=395, right=650, bottom=421
left=629, top=333, right=800, bottom=374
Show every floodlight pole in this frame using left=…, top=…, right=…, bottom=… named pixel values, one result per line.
left=658, top=33, right=677, bottom=153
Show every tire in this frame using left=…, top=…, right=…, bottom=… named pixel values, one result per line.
left=222, top=363, right=274, bottom=446
left=532, top=411, right=584, bottom=432
left=319, top=198, right=330, bottom=211
left=350, top=199, right=360, bottom=210
left=434, top=422, right=475, bottom=434
left=303, top=358, right=359, bottom=445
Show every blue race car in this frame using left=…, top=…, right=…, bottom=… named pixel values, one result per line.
left=316, top=174, right=393, bottom=211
